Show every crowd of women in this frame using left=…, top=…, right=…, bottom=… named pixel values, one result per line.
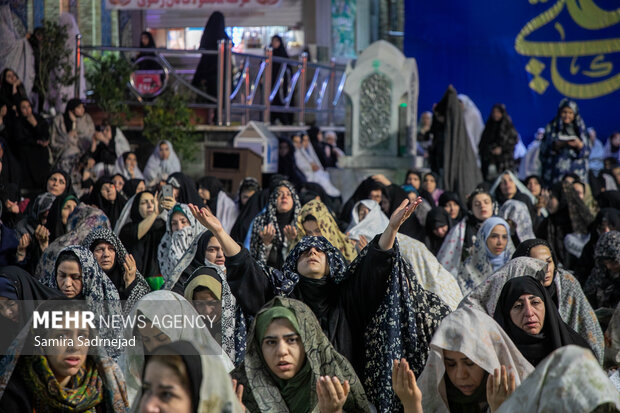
left=0, top=64, right=619, bottom=412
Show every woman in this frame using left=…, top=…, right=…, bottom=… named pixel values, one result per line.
left=577, top=208, right=620, bottom=281
left=479, top=104, right=519, bottom=181
left=143, top=140, right=181, bottom=186
left=82, top=227, right=151, bottom=313
left=490, top=170, right=536, bottom=218
left=0, top=300, right=129, bottom=413
left=135, top=340, right=243, bottom=413
left=90, top=122, right=131, bottom=178
left=50, top=98, right=95, bottom=173
left=0, top=68, right=28, bottom=109
left=540, top=98, right=590, bottom=187
left=294, top=133, right=341, bottom=198
left=231, top=297, right=371, bottom=412
left=157, top=203, right=206, bottom=292
left=45, top=169, right=73, bottom=197
left=0, top=138, right=21, bottom=189
left=437, top=189, right=495, bottom=277
left=135, top=31, right=159, bottom=71
left=498, top=199, right=535, bottom=245
left=119, top=191, right=166, bottom=283
left=277, top=137, right=307, bottom=187
left=119, top=290, right=233, bottom=405
left=44, top=193, right=79, bottom=243
left=417, top=111, right=433, bottom=159
left=524, top=175, right=549, bottom=222
left=585, top=230, right=620, bottom=313
left=421, top=172, right=444, bottom=206
left=291, top=198, right=357, bottom=264
left=458, top=94, right=485, bottom=163
left=249, top=180, right=301, bottom=268
left=13, top=99, right=51, bottom=189
left=270, top=35, right=293, bottom=125
left=438, top=191, right=466, bottom=223
left=458, top=217, right=514, bottom=295
left=87, top=177, right=126, bottom=228
left=184, top=264, right=247, bottom=366
left=493, top=276, right=591, bottom=366
left=404, top=170, right=422, bottom=193
left=122, top=178, right=146, bottom=199
left=494, top=346, right=620, bottom=412
left=425, top=207, right=452, bottom=256
left=197, top=176, right=239, bottom=233
left=167, top=172, right=204, bottom=206
left=114, top=151, right=144, bottom=181
left=415, top=307, right=534, bottom=413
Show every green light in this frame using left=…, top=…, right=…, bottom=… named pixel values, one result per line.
left=399, top=103, right=407, bottom=107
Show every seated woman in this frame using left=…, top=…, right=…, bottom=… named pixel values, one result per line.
left=166, top=172, right=204, bottom=206
left=82, top=227, right=150, bottom=313
left=86, top=177, right=126, bottom=228
left=425, top=207, right=452, bottom=256
left=407, top=307, right=534, bottom=413
left=119, top=290, right=233, bottom=405
left=0, top=300, right=129, bottom=413
left=494, top=346, right=620, bottom=412
left=143, top=140, right=181, bottom=187
left=90, top=122, right=131, bottom=178
left=158, top=203, right=206, bottom=292
left=134, top=340, right=243, bottom=413
left=437, top=189, right=495, bottom=276
left=291, top=199, right=357, bottom=264
left=190, top=198, right=452, bottom=411
left=45, top=170, right=73, bottom=197
left=231, top=297, right=371, bottom=412
left=119, top=191, right=166, bottom=283
left=114, top=151, right=144, bottom=181
left=498, top=199, right=535, bottom=246
left=13, top=99, right=51, bottom=189
left=421, top=172, right=444, bottom=207
left=249, top=180, right=301, bottom=269
left=44, top=193, right=79, bottom=243
left=122, top=178, right=146, bottom=199
left=292, top=132, right=341, bottom=198
left=184, top=264, right=247, bottom=366
left=347, top=199, right=463, bottom=310
left=585, top=230, right=620, bottom=315
left=490, top=171, right=536, bottom=219
left=438, top=191, right=466, bottom=223
left=493, top=276, right=591, bottom=366
left=50, top=98, right=95, bottom=173
left=404, top=169, right=422, bottom=193
left=197, top=176, right=239, bottom=233
left=458, top=217, right=514, bottom=295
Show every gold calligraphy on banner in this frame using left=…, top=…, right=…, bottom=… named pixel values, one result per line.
left=515, top=0, right=620, bottom=99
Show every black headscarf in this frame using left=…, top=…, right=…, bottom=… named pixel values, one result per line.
left=425, top=207, right=452, bottom=255
left=45, top=169, right=73, bottom=197
left=197, top=176, right=223, bottom=214
left=493, top=276, right=591, bottom=366
left=277, top=137, right=307, bottom=187
left=0, top=183, right=21, bottom=228
left=167, top=173, right=204, bottom=206
left=438, top=191, right=466, bottom=222
left=339, top=177, right=388, bottom=224
left=306, top=125, right=328, bottom=168
left=123, top=179, right=145, bottom=198
left=0, top=138, right=21, bottom=189
left=0, top=69, right=27, bottom=107
left=191, top=12, right=229, bottom=96
left=512, top=238, right=560, bottom=303
left=597, top=190, right=620, bottom=210
left=139, top=31, right=156, bottom=48
left=63, top=98, right=82, bottom=132
left=88, top=177, right=126, bottom=227
left=44, top=193, right=79, bottom=242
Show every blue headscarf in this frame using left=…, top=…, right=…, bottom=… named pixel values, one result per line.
left=480, top=216, right=512, bottom=271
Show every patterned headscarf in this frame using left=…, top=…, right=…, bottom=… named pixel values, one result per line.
left=584, top=231, right=620, bottom=310
left=81, top=227, right=151, bottom=314
left=157, top=203, right=206, bottom=288
left=231, top=297, right=371, bottom=412
left=499, top=199, right=535, bottom=242
left=292, top=199, right=357, bottom=263
left=249, top=180, right=301, bottom=266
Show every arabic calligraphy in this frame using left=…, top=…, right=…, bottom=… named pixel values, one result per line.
left=106, top=0, right=280, bottom=9
left=515, top=0, right=620, bottom=99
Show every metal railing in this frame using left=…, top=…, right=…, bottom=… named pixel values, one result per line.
left=76, top=36, right=348, bottom=127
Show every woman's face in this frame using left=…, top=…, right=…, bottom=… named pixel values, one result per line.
left=112, top=175, right=125, bottom=193
left=560, top=106, right=575, bottom=124
left=444, top=200, right=460, bottom=220
left=500, top=173, right=517, bottom=199
left=357, top=204, right=370, bottom=222
left=443, top=350, right=486, bottom=396
left=92, top=241, right=116, bottom=272
left=170, top=212, right=190, bottom=233
left=572, top=183, right=585, bottom=200
left=486, top=224, right=508, bottom=255
left=61, top=200, right=77, bottom=225
left=56, top=260, right=82, bottom=298
left=421, top=112, right=432, bottom=128
left=291, top=136, right=301, bottom=149
left=197, top=187, right=210, bottom=202
left=139, top=359, right=192, bottom=413
left=139, top=323, right=171, bottom=353
left=205, top=236, right=225, bottom=266
left=240, top=189, right=255, bottom=206
left=611, top=133, right=620, bottom=147
left=19, top=100, right=32, bottom=117
left=261, top=318, right=306, bottom=380
left=297, top=247, right=328, bottom=279
left=603, top=259, right=620, bottom=275
left=279, top=141, right=289, bottom=157
left=271, top=36, right=281, bottom=49
left=433, top=224, right=449, bottom=238
left=136, top=181, right=147, bottom=193
left=275, top=186, right=293, bottom=214
left=423, top=174, right=437, bottom=193
left=302, top=219, right=321, bottom=236
left=471, top=193, right=493, bottom=220
left=526, top=177, right=541, bottom=197
left=47, top=173, right=67, bottom=196
left=302, top=135, right=310, bottom=149
left=125, top=153, right=138, bottom=169
left=406, top=173, right=420, bottom=189
left=139, top=193, right=156, bottom=218
left=4, top=70, right=17, bottom=85
left=159, top=143, right=170, bottom=160
left=529, top=245, right=555, bottom=287
left=45, top=322, right=89, bottom=388
left=510, top=294, right=545, bottom=335
left=100, top=183, right=117, bottom=202
left=491, top=107, right=503, bottom=122
left=141, top=33, right=150, bottom=47
left=0, top=297, right=19, bottom=323
left=193, top=288, right=221, bottom=324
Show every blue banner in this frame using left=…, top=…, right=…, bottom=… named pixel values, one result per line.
left=404, top=0, right=620, bottom=145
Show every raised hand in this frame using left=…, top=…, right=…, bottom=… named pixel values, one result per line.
left=388, top=197, right=423, bottom=231
left=283, top=224, right=297, bottom=243
left=392, top=358, right=423, bottom=413
left=231, top=379, right=246, bottom=411
left=188, top=203, right=224, bottom=234
left=123, top=254, right=137, bottom=287
left=16, top=233, right=31, bottom=262
left=317, top=376, right=350, bottom=413
left=486, top=365, right=516, bottom=413
left=34, top=224, right=50, bottom=251
left=260, top=223, right=276, bottom=246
